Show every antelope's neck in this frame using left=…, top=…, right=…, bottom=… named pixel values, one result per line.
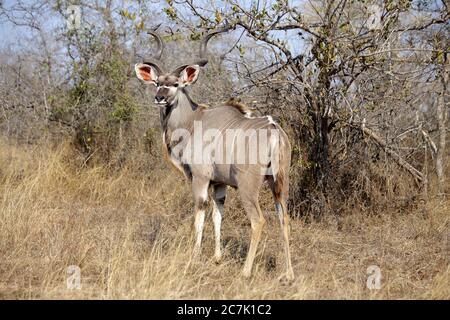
left=160, top=89, right=198, bottom=136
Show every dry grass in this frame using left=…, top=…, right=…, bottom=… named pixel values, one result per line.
left=0, top=138, right=448, bottom=299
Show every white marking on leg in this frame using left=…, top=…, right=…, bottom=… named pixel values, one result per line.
left=192, top=178, right=209, bottom=258
left=212, top=202, right=222, bottom=260
left=194, top=209, right=205, bottom=254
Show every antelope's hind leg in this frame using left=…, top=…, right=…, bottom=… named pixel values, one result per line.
left=268, top=176, right=295, bottom=281
left=240, top=189, right=266, bottom=278
left=275, top=201, right=294, bottom=281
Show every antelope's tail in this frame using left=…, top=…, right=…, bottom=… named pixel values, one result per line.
left=271, top=129, right=290, bottom=203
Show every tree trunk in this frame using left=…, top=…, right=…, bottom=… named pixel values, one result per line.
left=436, top=53, right=448, bottom=198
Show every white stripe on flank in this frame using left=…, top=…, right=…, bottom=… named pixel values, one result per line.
left=267, top=115, right=276, bottom=125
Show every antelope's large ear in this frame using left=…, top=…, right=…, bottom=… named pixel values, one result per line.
left=135, top=63, right=159, bottom=86
left=178, top=65, right=200, bottom=86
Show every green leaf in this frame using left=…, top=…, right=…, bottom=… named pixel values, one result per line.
left=215, top=10, right=222, bottom=24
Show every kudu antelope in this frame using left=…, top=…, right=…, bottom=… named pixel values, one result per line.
left=134, top=27, right=294, bottom=280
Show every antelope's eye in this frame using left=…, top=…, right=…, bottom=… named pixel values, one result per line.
left=173, top=83, right=179, bottom=88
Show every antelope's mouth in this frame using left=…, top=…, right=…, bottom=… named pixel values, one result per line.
left=154, top=97, right=176, bottom=107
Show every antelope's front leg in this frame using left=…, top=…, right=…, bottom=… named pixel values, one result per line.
left=212, top=184, right=227, bottom=262
left=192, top=177, right=209, bottom=258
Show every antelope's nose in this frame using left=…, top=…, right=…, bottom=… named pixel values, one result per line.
left=155, top=95, right=165, bottom=103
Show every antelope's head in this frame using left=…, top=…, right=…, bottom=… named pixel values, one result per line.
left=135, top=27, right=231, bottom=106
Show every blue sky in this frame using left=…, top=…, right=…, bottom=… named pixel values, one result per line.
left=1, top=0, right=21, bottom=46
left=0, top=0, right=58, bottom=48
left=0, top=0, right=309, bottom=57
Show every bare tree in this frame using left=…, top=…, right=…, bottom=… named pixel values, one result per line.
left=166, top=0, right=449, bottom=213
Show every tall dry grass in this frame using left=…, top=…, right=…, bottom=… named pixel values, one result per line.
left=0, top=138, right=448, bottom=299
